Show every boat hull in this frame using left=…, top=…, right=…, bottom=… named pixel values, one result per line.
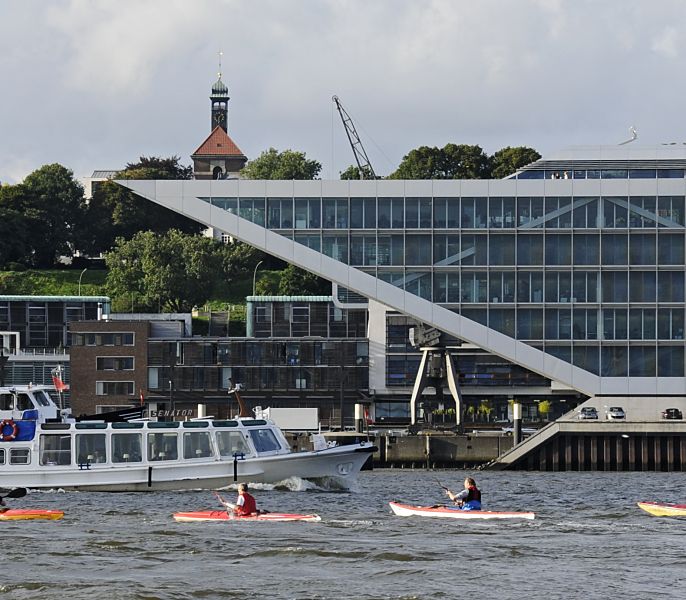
left=173, top=510, right=321, bottom=522
left=0, top=443, right=375, bottom=492
left=389, top=501, right=535, bottom=520
left=0, top=509, right=64, bottom=521
left=637, top=501, right=686, bottom=517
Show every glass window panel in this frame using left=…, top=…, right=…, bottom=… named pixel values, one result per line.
left=461, top=272, right=488, bottom=302
left=601, top=234, right=628, bottom=265
left=573, top=234, right=599, bottom=265
left=573, top=346, right=599, bottom=374
left=460, top=235, right=488, bottom=265
left=364, top=198, right=376, bottom=228
left=601, top=346, right=627, bottom=376
left=76, top=433, right=107, bottom=464
left=629, top=346, right=656, bottom=376
left=517, top=234, right=543, bottom=265
left=658, top=233, right=684, bottom=264
left=489, top=308, right=515, bottom=337
left=378, top=198, right=392, bottom=228
left=658, top=169, right=684, bottom=178
left=658, top=346, right=684, bottom=376
left=350, top=198, right=364, bottom=228
left=488, top=235, right=515, bottom=265
left=629, top=169, right=656, bottom=179
left=433, top=198, right=447, bottom=228
left=406, top=235, right=432, bottom=265
left=629, top=233, right=656, bottom=265
left=112, top=433, right=142, bottom=462
left=602, top=273, right=628, bottom=303
left=629, top=271, right=656, bottom=302
left=545, top=234, right=571, bottom=264
left=658, top=272, right=685, bottom=302
left=183, top=431, right=212, bottom=459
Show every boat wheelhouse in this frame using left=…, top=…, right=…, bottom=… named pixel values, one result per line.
left=0, top=386, right=375, bottom=491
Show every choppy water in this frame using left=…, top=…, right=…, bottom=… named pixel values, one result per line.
left=3, top=470, right=686, bottom=599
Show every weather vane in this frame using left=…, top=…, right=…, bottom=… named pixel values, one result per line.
left=218, top=50, right=223, bottom=79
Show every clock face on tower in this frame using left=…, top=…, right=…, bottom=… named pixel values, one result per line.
left=214, top=112, right=223, bottom=125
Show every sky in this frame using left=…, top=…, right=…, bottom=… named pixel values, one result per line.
left=2, top=0, right=686, bottom=185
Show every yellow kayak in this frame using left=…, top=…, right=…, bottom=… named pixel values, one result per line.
left=637, top=502, right=686, bottom=517
left=0, top=509, right=64, bottom=521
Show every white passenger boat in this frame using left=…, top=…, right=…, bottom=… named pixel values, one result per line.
left=0, top=385, right=376, bottom=491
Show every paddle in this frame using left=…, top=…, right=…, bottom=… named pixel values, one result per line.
left=0, top=487, right=27, bottom=502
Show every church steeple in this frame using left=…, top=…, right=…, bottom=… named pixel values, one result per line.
left=211, top=51, right=229, bottom=132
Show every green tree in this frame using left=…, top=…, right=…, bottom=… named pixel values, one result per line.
left=490, top=146, right=541, bottom=179
left=277, top=264, right=329, bottom=296
left=84, top=156, right=202, bottom=255
left=6, top=164, right=86, bottom=267
left=105, top=230, right=225, bottom=312
left=389, top=144, right=490, bottom=179
left=339, top=164, right=376, bottom=180
left=241, top=148, right=321, bottom=180
left=0, top=184, right=31, bottom=267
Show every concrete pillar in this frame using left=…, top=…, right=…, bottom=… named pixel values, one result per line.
left=667, top=436, right=675, bottom=472
left=577, top=437, right=585, bottom=471
left=616, top=437, right=624, bottom=471
left=680, top=436, right=686, bottom=471
left=654, top=437, right=662, bottom=472
left=590, top=436, right=598, bottom=471
left=355, top=404, right=365, bottom=433
left=603, top=436, right=611, bottom=471
left=628, top=437, right=636, bottom=470
left=565, top=436, right=573, bottom=471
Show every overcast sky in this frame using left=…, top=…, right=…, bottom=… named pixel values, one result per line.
left=2, top=0, right=686, bottom=184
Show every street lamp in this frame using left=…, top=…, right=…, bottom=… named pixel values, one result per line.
left=78, top=268, right=87, bottom=296
left=252, top=260, right=264, bottom=296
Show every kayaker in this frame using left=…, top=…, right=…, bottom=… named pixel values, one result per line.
left=215, top=483, right=258, bottom=516
left=446, top=477, right=482, bottom=511
left=234, top=483, right=258, bottom=516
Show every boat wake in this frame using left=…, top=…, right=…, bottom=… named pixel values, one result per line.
left=219, top=476, right=357, bottom=493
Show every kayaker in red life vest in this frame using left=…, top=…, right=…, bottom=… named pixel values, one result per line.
left=446, top=477, right=482, bottom=511
left=233, top=483, right=258, bottom=516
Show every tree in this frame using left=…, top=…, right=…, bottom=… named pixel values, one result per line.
left=241, top=148, right=321, bottom=180
left=490, top=146, right=541, bottom=179
left=84, top=156, right=202, bottom=255
left=339, top=164, right=375, bottom=180
left=389, top=144, right=490, bottom=179
left=0, top=185, right=31, bottom=267
left=277, top=264, right=329, bottom=296
left=105, top=230, right=225, bottom=312
left=4, top=164, right=86, bottom=267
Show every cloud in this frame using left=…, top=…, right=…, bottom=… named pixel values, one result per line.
left=2, top=0, right=686, bottom=183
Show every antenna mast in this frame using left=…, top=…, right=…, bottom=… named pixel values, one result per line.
left=332, top=95, right=377, bottom=179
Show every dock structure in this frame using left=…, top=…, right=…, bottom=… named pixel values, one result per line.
left=485, top=421, right=686, bottom=471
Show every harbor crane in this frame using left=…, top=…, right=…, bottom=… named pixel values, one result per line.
left=332, top=95, right=377, bottom=179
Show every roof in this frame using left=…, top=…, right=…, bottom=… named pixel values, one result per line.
left=191, top=126, right=245, bottom=157
left=90, top=170, right=119, bottom=178
left=246, top=296, right=333, bottom=303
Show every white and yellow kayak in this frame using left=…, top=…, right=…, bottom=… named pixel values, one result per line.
left=389, top=501, right=535, bottom=520
left=637, top=501, right=686, bottom=517
left=0, top=509, right=64, bottom=521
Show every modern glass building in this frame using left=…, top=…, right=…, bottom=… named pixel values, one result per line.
left=117, top=145, right=686, bottom=410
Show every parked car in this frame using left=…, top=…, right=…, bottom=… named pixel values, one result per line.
left=662, top=408, right=683, bottom=420
left=606, top=406, right=626, bottom=420
left=578, top=407, right=599, bottom=420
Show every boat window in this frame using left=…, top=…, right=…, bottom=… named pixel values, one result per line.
left=16, top=394, right=34, bottom=411
left=41, top=423, right=71, bottom=430
left=249, top=429, right=283, bottom=453
left=9, top=448, right=30, bottom=465
left=40, top=434, right=71, bottom=466
left=148, top=422, right=180, bottom=429
left=215, top=430, right=251, bottom=457
left=240, top=420, right=267, bottom=427
left=182, top=421, right=209, bottom=428
left=0, top=449, right=4, bottom=464
left=183, top=431, right=212, bottom=459
left=148, top=432, right=178, bottom=461
left=112, top=422, right=144, bottom=429
left=76, top=423, right=108, bottom=429
left=34, top=390, right=53, bottom=407
left=76, top=434, right=107, bottom=464
left=212, top=420, right=238, bottom=428
left=0, top=393, right=12, bottom=410
left=112, top=433, right=142, bottom=463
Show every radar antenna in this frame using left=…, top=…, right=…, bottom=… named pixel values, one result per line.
left=332, top=95, right=377, bottom=179
left=619, top=126, right=638, bottom=145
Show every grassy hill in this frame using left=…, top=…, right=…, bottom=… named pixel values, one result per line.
left=0, top=269, right=108, bottom=296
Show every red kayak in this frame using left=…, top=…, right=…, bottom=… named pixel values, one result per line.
left=0, top=509, right=64, bottom=521
left=173, top=510, right=321, bottom=523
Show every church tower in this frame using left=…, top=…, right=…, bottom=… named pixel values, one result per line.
left=210, top=73, right=229, bottom=132
left=191, top=55, right=248, bottom=180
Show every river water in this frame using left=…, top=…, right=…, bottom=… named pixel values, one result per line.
left=3, top=470, right=685, bottom=599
